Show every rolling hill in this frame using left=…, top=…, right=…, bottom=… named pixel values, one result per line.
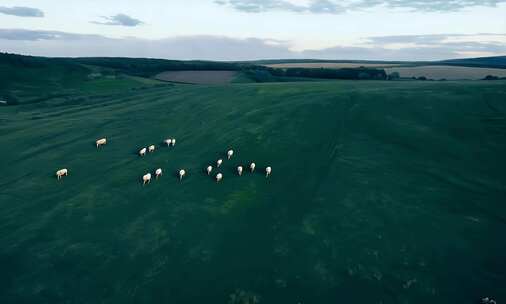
left=1, top=54, right=506, bottom=304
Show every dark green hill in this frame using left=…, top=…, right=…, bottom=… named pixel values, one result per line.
left=0, top=53, right=173, bottom=105
left=0, top=53, right=89, bottom=104
left=441, top=56, right=506, bottom=68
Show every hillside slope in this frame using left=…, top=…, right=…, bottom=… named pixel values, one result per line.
left=441, top=56, right=506, bottom=68
left=1, top=80, right=505, bottom=304
left=0, top=53, right=170, bottom=105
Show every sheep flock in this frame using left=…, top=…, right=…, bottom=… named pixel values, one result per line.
left=55, top=137, right=272, bottom=186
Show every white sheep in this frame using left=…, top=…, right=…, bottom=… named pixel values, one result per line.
left=217, top=159, right=223, bottom=167
left=482, top=298, right=497, bottom=304
left=179, top=169, right=186, bottom=180
left=171, top=138, right=176, bottom=146
left=266, top=166, right=272, bottom=177
left=216, top=173, right=223, bottom=182
left=237, top=166, right=243, bottom=176
left=148, top=145, right=155, bottom=153
left=155, top=168, right=162, bottom=179
left=56, top=168, right=68, bottom=180
left=142, top=173, right=151, bottom=185
left=164, top=139, right=172, bottom=146
left=206, top=165, right=213, bottom=175
left=227, top=149, right=234, bottom=159
left=96, top=138, right=107, bottom=148
left=139, top=147, right=147, bottom=156
left=250, top=162, right=256, bottom=172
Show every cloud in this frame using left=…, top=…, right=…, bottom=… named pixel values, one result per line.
left=0, top=29, right=504, bottom=61
left=384, top=0, right=506, bottom=11
left=0, top=6, right=44, bottom=17
left=91, top=14, right=143, bottom=27
left=0, top=29, right=292, bottom=60
left=304, top=33, right=506, bottom=60
left=366, top=33, right=506, bottom=44
left=309, top=0, right=346, bottom=13
left=214, top=0, right=343, bottom=13
left=302, top=43, right=506, bottom=61
left=215, top=0, right=506, bottom=14
left=0, top=29, right=102, bottom=41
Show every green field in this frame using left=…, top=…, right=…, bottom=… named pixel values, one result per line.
left=1, top=60, right=506, bottom=304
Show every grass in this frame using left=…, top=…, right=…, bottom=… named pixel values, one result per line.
left=1, top=78, right=506, bottom=304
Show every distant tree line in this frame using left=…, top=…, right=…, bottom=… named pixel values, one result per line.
left=483, top=75, right=506, bottom=81
left=74, top=57, right=244, bottom=77
left=270, top=67, right=387, bottom=80
left=244, top=66, right=387, bottom=81
left=44, top=55, right=389, bottom=81
left=0, top=52, right=87, bottom=72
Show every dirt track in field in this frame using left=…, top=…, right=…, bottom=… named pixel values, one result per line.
left=155, top=70, right=237, bottom=84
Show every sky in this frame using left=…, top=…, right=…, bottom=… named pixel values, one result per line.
left=0, top=0, right=505, bottom=60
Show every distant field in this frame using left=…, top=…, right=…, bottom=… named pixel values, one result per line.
left=155, top=70, right=238, bottom=84
left=265, top=62, right=401, bottom=68
left=263, top=62, right=506, bottom=80
left=386, top=65, right=506, bottom=80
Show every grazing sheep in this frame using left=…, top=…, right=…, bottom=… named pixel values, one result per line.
left=216, top=173, right=223, bottom=182
left=250, top=162, right=256, bottom=172
left=148, top=145, right=155, bottom=153
left=482, top=298, right=497, bottom=304
left=206, top=165, right=213, bottom=175
left=155, top=168, right=162, bottom=179
left=96, top=138, right=107, bottom=148
left=56, top=168, right=68, bottom=180
left=171, top=138, right=176, bottom=146
left=266, top=166, right=272, bottom=177
left=217, top=159, right=223, bottom=167
left=227, top=149, right=234, bottom=159
left=164, top=139, right=172, bottom=146
left=142, top=173, right=151, bottom=185
left=139, top=147, right=147, bottom=156
left=179, top=169, right=186, bottom=180
left=237, top=166, right=243, bottom=176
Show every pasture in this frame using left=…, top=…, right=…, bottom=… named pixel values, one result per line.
left=1, top=78, right=506, bottom=304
